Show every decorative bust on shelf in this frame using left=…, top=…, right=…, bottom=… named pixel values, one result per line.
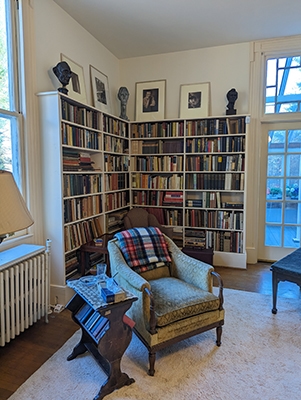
left=226, top=88, right=238, bottom=115
left=118, top=86, right=130, bottom=121
left=53, top=61, right=72, bottom=95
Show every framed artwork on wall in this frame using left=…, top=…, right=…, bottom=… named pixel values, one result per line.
left=90, top=65, right=111, bottom=114
left=61, top=54, right=87, bottom=104
left=179, top=82, right=210, bottom=119
left=135, top=80, right=166, bottom=121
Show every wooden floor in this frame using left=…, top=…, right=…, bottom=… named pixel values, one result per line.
left=1, top=261, right=301, bottom=400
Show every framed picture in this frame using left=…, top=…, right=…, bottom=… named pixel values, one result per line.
left=90, top=65, right=111, bottom=114
left=61, top=54, right=87, bottom=104
left=179, top=82, right=210, bottom=119
left=135, top=80, right=166, bottom=121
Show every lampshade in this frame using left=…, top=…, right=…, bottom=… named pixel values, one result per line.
left=0, top=170, right=34, bottom=240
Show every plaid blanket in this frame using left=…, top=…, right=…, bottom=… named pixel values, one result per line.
left=114, top=227, right=171, bottom=273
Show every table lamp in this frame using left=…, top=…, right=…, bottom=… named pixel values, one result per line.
left=0, top=170, right=34, bottom=244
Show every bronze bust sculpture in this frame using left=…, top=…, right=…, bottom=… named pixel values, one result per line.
left=118, top=87, right=130, bottom=121
left=226, top=88, right=238, bottom=115
left=53, top=61, right=72, bottom=95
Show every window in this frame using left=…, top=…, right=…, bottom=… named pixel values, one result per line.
left=265, top=56, right=301, bottom=114
left=0, top=0, right=22, bottom=188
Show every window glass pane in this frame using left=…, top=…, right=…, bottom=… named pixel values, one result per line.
left=284, top=226, right=300, bottom=248
left=265, top=56, right=301, bottom=114
left=266, top=178, right=283, bottom=199
left=287, top=130, right=301, bottom=152
left=267, top=155, right=284, bottom=176
left=285, top=179, right=299, bottom=199
left=287, top=154, right=301, bottom=176
left=0, top=0, right=10, bottom=110
left=0, top=116, right=11, bottom=170
left=268, top=130, right=285, bottom=153
left=266, top=87, right=275, bottom=97
left=266, top=202, right=282, bottom=223
left=278, top=58, right=287, bottom=68
left=266, top=59, right=276, bottom=86
left=284, top=202, right=301, bottom=223
left=265, top=225, right=281, bottom=246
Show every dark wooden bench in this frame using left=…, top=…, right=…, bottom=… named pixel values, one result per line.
left=270, top=248, right=301, bottom=314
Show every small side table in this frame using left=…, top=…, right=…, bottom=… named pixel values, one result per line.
left=66, top=279, right=137, bottom=400
left=80, top=233, right=113, bottom=277
left=270, top=248, right=301, bottom=314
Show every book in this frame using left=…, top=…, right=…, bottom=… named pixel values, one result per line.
left=99, top=280, right=126, bottom=303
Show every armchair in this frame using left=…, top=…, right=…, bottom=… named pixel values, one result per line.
left=123, top=208, right=174, bottom=238
left=108, top=228, right=224, bottom=376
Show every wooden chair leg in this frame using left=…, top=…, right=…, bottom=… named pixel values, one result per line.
left=216, top=326, right=222, bottom=346
left=148, top=351, right=156, bottom=376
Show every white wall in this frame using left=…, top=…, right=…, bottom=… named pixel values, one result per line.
left=31, top=0, right=255, bottom=262
left=34, top=0, right=120, bottom=116
left=120, top=43, right=250, bottom=120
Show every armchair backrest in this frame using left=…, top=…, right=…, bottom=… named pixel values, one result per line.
left=112, top=227, right=173, bottom=281
left=123, top=208, right=173, bottom=238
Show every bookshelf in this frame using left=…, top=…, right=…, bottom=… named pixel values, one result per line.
left=130, top=115, right=249, bottom=268
left=38, top=92, right=130, bottom=304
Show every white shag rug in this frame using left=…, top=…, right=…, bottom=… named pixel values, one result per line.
left=9, top=288, right=301, bottom=400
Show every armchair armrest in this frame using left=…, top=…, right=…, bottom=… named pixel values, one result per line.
left=108, top=239, right=155, bottom=332
left=211, top=271, right=224, bottom=310
left=164, top=236, right=214, bottom=291
left=108, top=239, right=150, bottom=293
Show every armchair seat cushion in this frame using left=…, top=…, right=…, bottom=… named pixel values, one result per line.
left=149, top=277, right=220, bottom=328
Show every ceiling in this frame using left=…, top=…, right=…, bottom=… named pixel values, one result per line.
left=54, top=0, right=301, bottom=59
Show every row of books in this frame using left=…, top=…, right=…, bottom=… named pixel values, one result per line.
left=185, top=173, right=244, bottom=191
left=131, top=139, right=184, bottom=154
left=212, top=230, right=244, bottom=253
left=75, top=303, right=109, bottom=342
left=105, top=191, right=129, bottom=212
left=131, top=121, right=185, bottom=138
left=104, top=154, right=129, bottom=172
left=132, top=155, right=183, bottom=172
left=61, top=99, right=101, bottom=130
left=104, top=172, right=129, bottom=191
left=185, top=117, right=246, bottom=136
left=165, top=209, right=183, bottom=226
left=185, top=209, right=244, bottom=230
left=64, top=216, right=103, bottom=252
left=65, top=250, right=80, bottom=279
left=106, top=209, right=129, bottom=233
left=132, top=190, right=243, bottom=211
left=102, top=115, right=128, bottom=137
left=186, top=136, right=245, bottom=153
left=61, top=122, right=102, bottom=150
left=64, top=195, right=102, bottom=223
left=132, top=190, right=184, bottom=208
left=184, top=229, right=206, bottom=247
left=186, top=191, right=243, bottom=210
left=63, top=150, right=96, bottom=172
left=132, top=173, right=184, bottom=190
left=185, top=154, right=245, bottom=172
left=63, top=174, right=102, bottom=197
left=163, top=191, right=183, bottom=206
left=104, top=134, right=128, bottom=153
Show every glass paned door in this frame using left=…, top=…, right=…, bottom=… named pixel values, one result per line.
left=259, top=122, right=301, bottom=260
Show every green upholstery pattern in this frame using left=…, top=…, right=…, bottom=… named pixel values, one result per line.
left=149, top=277, right=220, bottom=327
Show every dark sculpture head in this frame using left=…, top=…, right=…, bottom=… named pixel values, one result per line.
left=118, top=87, right=130, bottom=121
left=118, top=87, right=129, bottom=104
left=226, top=88, right=238, bottom=108
left=226, top=88, right=238, bottom=115
left=53, top=61, right=72, bottom=88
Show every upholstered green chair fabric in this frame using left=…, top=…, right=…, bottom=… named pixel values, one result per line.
left=108, top=233, right=224, bottom=376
